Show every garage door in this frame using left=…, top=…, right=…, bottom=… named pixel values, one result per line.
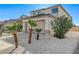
left=36, top=20, right=45, bottom=33
left=26, top=20, right=45, bottom=33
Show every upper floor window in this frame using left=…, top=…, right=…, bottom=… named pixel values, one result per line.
left=32, top=11, right=41, bottom=16
left=51, top=8, right=58, bottom=13
left=32, top=12, right=37, bottom=15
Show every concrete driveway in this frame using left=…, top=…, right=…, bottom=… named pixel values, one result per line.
left=0, top=31, right=79, bottom=54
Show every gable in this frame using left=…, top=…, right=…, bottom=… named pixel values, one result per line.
left=58, top=6, right=71, bottom=17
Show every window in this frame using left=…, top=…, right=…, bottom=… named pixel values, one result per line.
left=38, top=11, right=41, bottom=14
left=31, top=12, right=36, bottom=16
left=32, top=11, right=40, bottom=15
left=51, top=8, right=58, bottom=13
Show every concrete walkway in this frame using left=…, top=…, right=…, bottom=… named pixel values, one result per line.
left=0, top=33, right=15, bottom=54
left=0, top=40, right=15, bottom=54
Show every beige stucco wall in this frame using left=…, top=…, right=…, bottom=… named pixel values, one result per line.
left=58, top=6, right=69, bottom=17
left=22, top=16, right=45, bottom=32
left=31, top=8, right=51, bottom=16
left=32, top=6, right=58, bottom=16
left=22, top=15, right=55, bottom=34
left=32, top=6, right=70, bottom=18
left=22, top=15, right=45, bottom=31
left=40, top=8, right=51, bottom=14
left=44, top=16, right=54, bottom=34
left=32, top=5, right=70, bottom=18
left=42, top=6, right=69, bottom=18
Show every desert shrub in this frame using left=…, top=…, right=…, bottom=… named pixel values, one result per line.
left=51, top=16, right=73, bottom=38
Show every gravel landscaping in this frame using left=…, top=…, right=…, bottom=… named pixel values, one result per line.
left=0, top=31, right=79, bottom=54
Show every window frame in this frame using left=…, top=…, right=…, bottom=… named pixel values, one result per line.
left=51, top=8, right=58, bottom=14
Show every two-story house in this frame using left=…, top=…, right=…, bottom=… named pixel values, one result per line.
left=22, top=4, right=71, bottom=34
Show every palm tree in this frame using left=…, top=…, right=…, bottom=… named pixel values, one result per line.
left=28, top=19, right=37, bottom=44
left=5, top=23, right=23, bottom=48
left=15, top=22, right=23, bottom=32
left=51, top=16, right=72, bottom=38
left=35, top=28, right=42, bottom=40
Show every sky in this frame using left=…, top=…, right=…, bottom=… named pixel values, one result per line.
left=0, top=4, right=78, bottom=26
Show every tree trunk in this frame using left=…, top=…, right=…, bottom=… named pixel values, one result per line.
left=29, top=28, right=32, bottom=44
left=37, top=32, right=39, bottom=40
left=13, top=32, right=18, bottom=48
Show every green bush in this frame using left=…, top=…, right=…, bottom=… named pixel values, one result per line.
left=51, top=16, right=73, bottom=38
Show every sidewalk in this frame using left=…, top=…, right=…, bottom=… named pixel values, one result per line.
left=0, top=40, right=15, bottom=54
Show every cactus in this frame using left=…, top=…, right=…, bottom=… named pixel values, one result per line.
left=51, top=16, right=73, bottom=38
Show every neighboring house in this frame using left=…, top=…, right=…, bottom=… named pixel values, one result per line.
left=22, top=4, right=71, bottom=34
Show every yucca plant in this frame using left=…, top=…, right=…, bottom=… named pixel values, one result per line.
left=28, top=19, right=37, bottom=44
left=5, top=23, right=22, bottom=48
left=51, top=16, right=73, bottom=38
left=35, top=28, right=42, bottom=40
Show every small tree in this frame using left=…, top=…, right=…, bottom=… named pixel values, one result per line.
left=5, top=23, right=22, bottom=48
left=35, top=28, right=42, bottom=40
left=28, top=19, right=37, bottom=44
left=51, top=16, right=73, bottom=38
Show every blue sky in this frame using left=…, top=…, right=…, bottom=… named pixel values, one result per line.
left=0, top=4, right=78, bottom=26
